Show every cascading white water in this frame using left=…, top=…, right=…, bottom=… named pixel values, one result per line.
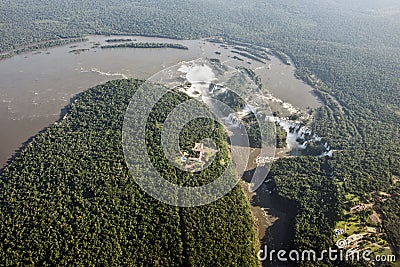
left=203, top=82, right=333, bottom=158
left=225, top=113, right=242, bottom=128
left=267, top=116, right=333, bottom=157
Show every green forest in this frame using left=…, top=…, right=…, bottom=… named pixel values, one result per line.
left=0, top=0, right=399, bottom=265
left=0, top=79, right=258, bottom=266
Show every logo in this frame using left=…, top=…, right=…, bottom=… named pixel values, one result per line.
left=335, top=239, right=348, bottom=249
left=122, top=58, right=276, bottom=207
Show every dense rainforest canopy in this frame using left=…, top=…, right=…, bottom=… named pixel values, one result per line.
left=0, top=79, right=258, bottom=266
left=0, top=0, right=399, bottom=265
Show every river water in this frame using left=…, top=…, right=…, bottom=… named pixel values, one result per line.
left=0, top=35, right=321, bottom=167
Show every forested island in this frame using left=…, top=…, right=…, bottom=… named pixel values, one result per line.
left=231, top=50, right=266, bottom=64
left=100, top=42, right=188, bottom=50
left=105, top=38, right=134, bottom=42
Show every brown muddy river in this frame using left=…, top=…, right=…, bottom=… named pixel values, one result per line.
left=0, top=35, right=320, bottom=167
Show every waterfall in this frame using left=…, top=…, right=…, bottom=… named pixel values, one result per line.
left=266, top=116, right=333, bottom=157
left=225, top=113, right=242, bottom=128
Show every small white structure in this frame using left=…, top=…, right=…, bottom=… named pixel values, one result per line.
left=256, top=156, right=274, bottom=166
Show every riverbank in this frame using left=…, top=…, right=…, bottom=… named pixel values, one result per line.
left=0, top=34, right=322, bottom=167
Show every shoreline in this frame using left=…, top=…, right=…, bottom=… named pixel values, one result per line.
left=0, top=32, right=193, bottom=61
left=0, top=92, right=80, bottom=174
left=0, top=34, right=323, bottom=168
